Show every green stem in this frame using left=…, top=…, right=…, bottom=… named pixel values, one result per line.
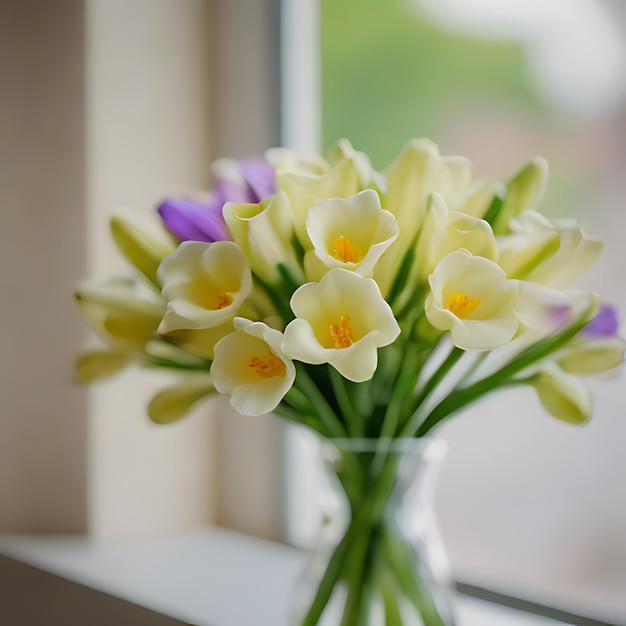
left=399, top=345, right=464, bottom=437
left=380, top=568, right=404, bottom=626
left=293, top=364, right=348, bottom=439
left=143, top=356, right=212, bottom=371
left=300, top=453, right=399, bottom=624
left=328, top=368, right=362, bottom=437
left=339, top=527, right=372, bottom=626
left=382, top=526, right=447, bottom=626
left=252, top=273, right=293, bottom=321
left=283, top=385, right=316, bottom=414
left=378, top=344, right=422, bottom=440
left=300, top=518, right=363, bottom=626
left=273, top=405, right=327, bottom=437
left=415, top=307, right=596, bottom=437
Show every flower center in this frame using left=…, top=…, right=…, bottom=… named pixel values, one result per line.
left=330, top=315, right=354, bottom=348
left=216, top=291, right=233, bottom=310
left=331, top=235, right=362, bottom=264
left=249, top=349, right=286, bottom=379
left=448, top=292, right=481, bottom=319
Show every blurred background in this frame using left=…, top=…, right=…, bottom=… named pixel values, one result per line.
left=1, top=0, right=625, bottom=622
left=320, top=0, right=626, bottom=619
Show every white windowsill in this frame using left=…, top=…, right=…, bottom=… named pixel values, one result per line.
left=0, top=528, right=569, bottom=625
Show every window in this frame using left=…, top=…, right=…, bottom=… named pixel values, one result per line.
left=317, top=0, right=626, bottom=621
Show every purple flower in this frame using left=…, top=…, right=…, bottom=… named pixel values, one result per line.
left=157, top=158, right=276, bottom=243
left=583, top=303, right=620, bottom=339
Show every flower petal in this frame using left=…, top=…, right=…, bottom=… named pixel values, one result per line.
left=306, top=189, right=399, bottom=278
left=530, top=362, right=591, bottom=425
left=158, top=241, right=252, bottom=332
left=110, top=212, right=178, bottom=286
left=157, top=196, right=231, bottom=242
left=282, top=269, right=400, bottom=381
left=425, top=251, right=519, bottom=350
left=211, top=319, right=295, bottom=416
left=75, top=350, right=130, bottom=383
left=148, top=376, right=215, bottom=424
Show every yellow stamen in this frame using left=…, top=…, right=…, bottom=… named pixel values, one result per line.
left=331, top=235, right=362, bottom=264
left=216, top=292, right=233, bottom=310
left=249, top=349, right=286, bottom=379
left=448, top=292, right=481, bottom=319
left=330, top=315, right=354, bottom=349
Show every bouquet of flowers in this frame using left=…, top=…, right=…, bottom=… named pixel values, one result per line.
left=75, top=139, right=624, bottom=625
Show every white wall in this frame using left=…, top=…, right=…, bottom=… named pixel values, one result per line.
left=0, top=0, right=219, bottom=538
left=0, top=0, right=88, bottom=533
left=85, top=0, right=216, bottom=539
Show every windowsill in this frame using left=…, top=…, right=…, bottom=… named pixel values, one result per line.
left=0, top=527, right=582, bottom=625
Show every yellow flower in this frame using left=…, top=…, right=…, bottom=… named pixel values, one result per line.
left=222, top=191, right=304, bottom=285
left=276, top=154, right=362, bottom=248
left=163, top=322, right=235, bottom=361
left=376, top=138, right=477, bottom=296
left=425, top=251, right=519, bottom=350
left=326, top=138, right=385, bottom=190
left=415, top=192, right=498, bottom=281
left=211, top=318, right=295, bottom=416
left=110, top=211, right=178, bottom=287
left=557, top=337, right=625, bottom=377
left=497, top=211, right=603, bottom=289
left=148, top=374, right=216, bottom=424
left=282, top=269, right=400, bottom=382
left=75, top=277, right=165, bottom=352
left=157, top=241, right=252, bottom=333
left=265, top=147, right=330, bottom=177
left=530, top=362, right=591, bottom=425
left=384, top=139, right=472, bottom=234
left=491, top=157, right=548, bottom=235
left=305, top=189, right=399, bottom=280
left=74, top=350, right=130, bottom=383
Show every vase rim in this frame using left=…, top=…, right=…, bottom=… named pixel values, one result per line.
left=322, top=436, right=447, bottom=457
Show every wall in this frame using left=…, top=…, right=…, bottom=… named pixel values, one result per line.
left=0, top=0, right=88, bottom=533
left=0, top=0, right=218, bottom=538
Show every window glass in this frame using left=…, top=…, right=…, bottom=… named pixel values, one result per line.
left=321, top=0, right=626, bottom=620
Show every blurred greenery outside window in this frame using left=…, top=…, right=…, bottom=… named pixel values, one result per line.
left=321, top=0, right=625, bottom=219
left=319, top=0, right=626, bottom=620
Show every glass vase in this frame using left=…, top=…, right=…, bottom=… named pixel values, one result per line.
left=294, top=438, right=457, bottom=626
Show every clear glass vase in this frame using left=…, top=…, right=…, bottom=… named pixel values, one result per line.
left=294, top=438, right=457, bottom=626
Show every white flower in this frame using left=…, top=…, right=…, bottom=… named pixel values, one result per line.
left=305, top=189, right=399, bottom=280
left=276, top=156, right=362, bottom=248
left=415, top=193, right=498, bottom=281
left=157, top=241, right=252, bottom=333
left=75, top=277, right=166, bottom=352
left=282, top=269, right=400, bottom=382
left=75, top=350, right=130, bottom=383
left=384, top=138, right=472, bottom=234
left=491, top=157, right=548, bottom=234
left=326, top=139, right=386, bottom=190
left=530, top=362, right=591, bottom=425
left=375, top=138, right=475, bottom=295
left=148, top=375, right=216, bottom=424
left=265, top=147, right=330, bottom=177
left=425, top=251, right=520, bottom=350
left=557, top=337, right=625, bottom=376
left=110, top=211, right=178, bottom=287
left=211, top=318, right=296, bottom=416
left=222, top=191, right=304, bottom=285
left=497, top=211, right=603, bottom=289
left=164, top=322, right=235, bottom=361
